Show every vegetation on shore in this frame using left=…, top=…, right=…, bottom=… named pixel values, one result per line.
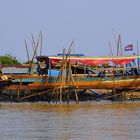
left=0, top=54, right=21, bottom=65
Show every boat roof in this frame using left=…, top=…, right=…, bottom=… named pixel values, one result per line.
left=36, top=55, right=140, bottom=66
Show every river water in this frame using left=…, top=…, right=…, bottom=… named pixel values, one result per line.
left=0, top=101, right=140, bottom=140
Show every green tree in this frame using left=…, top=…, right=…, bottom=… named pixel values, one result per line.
left=0, top=54, right=21, bottom=64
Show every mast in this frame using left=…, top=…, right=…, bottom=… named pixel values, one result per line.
left=39, top=31, right=42, bottom=56
left=137, top=40, right=139, bottom=70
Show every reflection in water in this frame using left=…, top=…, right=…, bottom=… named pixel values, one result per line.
left=0, top=101, right=140, bottom=140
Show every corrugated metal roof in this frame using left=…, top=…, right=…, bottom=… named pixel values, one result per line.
left=1, top=67, right=37, bottom=74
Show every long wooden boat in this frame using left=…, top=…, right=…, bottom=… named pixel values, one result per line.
left=3, top=54, right=140, bottom=91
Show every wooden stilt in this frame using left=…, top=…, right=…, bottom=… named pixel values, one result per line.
left=59, top=87, right=62, bottom=103
left=114, top=89, right=117, bottom=101
left=131, top=91, right=134, bottom=101
left=17, top=78, right=22, bottom=100
left=66, top=91, right=69, bottom=103
left=74, top=89, right=79, bottom=103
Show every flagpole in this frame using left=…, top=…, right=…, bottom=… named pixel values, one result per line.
left=137, top=40, right=139, bottom=70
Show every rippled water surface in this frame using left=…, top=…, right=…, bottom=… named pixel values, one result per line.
left=0, top=101, right=140, bottom=140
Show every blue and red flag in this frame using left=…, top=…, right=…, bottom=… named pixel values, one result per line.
left=124, top=44, right=133, bottom=51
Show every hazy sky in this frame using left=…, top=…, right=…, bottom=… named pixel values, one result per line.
left=0, top=0, right=140, bottom=62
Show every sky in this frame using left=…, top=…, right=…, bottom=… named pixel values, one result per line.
left=0, top=0, right=140, bottom=62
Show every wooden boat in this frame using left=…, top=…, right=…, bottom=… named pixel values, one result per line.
left=4, top=54, right=140, bottom=91
left=4, top=74, right=140, bottom=91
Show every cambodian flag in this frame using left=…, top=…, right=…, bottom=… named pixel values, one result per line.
left=124, top=44, right=133, bottom=51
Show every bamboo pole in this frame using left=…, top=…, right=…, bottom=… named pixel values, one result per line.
left=31, top=34, right=36, bottom=53
left=108, top=41, right=113, bottom=56
left=17, top=78, right=22, bottom=99
left=29, top=36, right=40, bottom=74
left=113, top=29, right=119, bottom=56
left=119, top=35, right=123, bottom=55
left=59, top=86, right=62, bottom=103
left=25, top=40, right=30, bottom=63
left=117, top=34, right=120, bottom=56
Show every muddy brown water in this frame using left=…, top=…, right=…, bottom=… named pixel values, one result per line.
left=0, top=101, right=140, bottom=140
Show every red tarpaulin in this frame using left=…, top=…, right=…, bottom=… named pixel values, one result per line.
left=49, top=57, right=137, bottom=66
left=111, top=58, right=136, bottom=65
left=77, top=59, right=110, bottom=66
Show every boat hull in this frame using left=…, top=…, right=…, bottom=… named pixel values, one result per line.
left=26, top=76, right=140, bottom=90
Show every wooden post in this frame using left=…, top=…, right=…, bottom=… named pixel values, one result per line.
left=66, top=90, right=69, bottom=103
left=75, top=89, right=79, bottom=103
left=131, top=91, right=134, bottom=101
left=84, top=65, right=86, bottom=77
left=17, top=78, right=22, bottom=99
left=10, top=89, right=13, bottom=102
left=59, top=87, right=62, bottom=103
left=113, top=89, right=117, bottom=101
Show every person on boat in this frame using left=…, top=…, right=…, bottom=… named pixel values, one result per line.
left=98, top=70, right=106, bottom=77
left=131, top=67, right=139, bottom=76
left=38, top=60, right=47, bottom=76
